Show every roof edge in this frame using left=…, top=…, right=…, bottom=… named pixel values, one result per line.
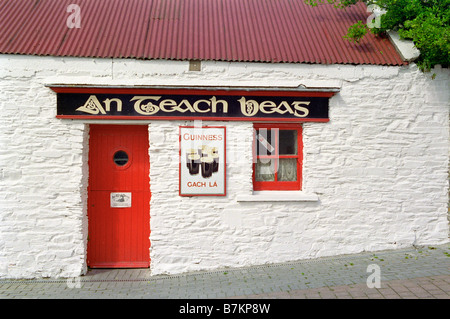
left=46, top=84, right=341, bottom=94
left=387, top=31, right=420, bottom=62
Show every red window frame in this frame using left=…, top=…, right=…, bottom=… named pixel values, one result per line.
left=253, top=123, right=303, bottom=191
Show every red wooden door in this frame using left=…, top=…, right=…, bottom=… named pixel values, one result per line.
left=87, top=125, right=150, bottom=268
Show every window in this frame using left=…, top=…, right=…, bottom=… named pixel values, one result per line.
left=253, top=124, right=302, bottom=191
left=113, top=150, right=129, bottom=166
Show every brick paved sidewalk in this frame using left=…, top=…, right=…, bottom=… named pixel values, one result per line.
left=234, top=274, right=450, bottom=299
left=0, top=244, right=449, bottom=299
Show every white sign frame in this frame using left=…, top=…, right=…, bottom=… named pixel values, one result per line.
left=179, top=126, right=226, bottom=196
left=110, top=192, right=132, bottom=208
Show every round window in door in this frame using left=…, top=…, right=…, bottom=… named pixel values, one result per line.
left=113, top=149, right=132, bottom=169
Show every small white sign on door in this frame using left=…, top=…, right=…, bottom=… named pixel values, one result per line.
left=110, top=192, right=132, bottom=208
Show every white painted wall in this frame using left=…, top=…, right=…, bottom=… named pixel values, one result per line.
left=0, top=55, right=448, bottom=278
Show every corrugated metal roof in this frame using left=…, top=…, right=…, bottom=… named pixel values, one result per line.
left=0, top=0, right=406, bottom=65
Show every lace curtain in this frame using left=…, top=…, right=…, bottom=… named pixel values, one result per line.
left=255, top=158, right=297, bottom=181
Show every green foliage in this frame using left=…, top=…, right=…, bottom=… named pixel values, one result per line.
left=305, top=0, right=450, bottom=71
left=344, top=20, right=369, bottom=43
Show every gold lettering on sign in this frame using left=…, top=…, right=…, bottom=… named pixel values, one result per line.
left=276, top=101, right=294, bottom=114
left=176, top=100, right=195, bottom=113
left=159, top=99, right=177, bottom=112
left=76, top=95, right=106, bottom=114
left=238, top=96, right=310, bottom=117
left=73, top=94, right=313, bottom=118
left=259, top=100, right=277, bottom=114
left=130, top=96, right=161, bottom=115
left=292, top=101, right=310, bottom=117
left=210, top=96, right=228, bottom=113
left=193, top=99, right=211, bottom=113
left=238, top=97, right=259, bottom=116
left=103, top=98, right=122, bottom=112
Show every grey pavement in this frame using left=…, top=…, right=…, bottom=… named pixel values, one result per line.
left=0, top=244, right=449, bottom=299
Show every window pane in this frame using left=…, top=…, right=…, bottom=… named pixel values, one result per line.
left=255, top=158, right=275, bottom=181
left=256, top=129, right=275, bottom=156
left=279, top=130, right=297, bottom=155
left=113, top=150, right=129, bottom=166
left=278, top=158, right=297, bottom=181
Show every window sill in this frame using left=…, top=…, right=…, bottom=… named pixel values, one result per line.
left=236, top=191, right=319, bottom=202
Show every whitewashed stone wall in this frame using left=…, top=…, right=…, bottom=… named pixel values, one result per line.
left=0, top=55, right=448, bottom=278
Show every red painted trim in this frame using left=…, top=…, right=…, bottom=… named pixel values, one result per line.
left=56, top=115, right=329, bottom=123
left=253, top=124, right=303, bottom=191
left=253, top=181, right=301, bottom=191
left=257, top=155, right=297, bottom=159
left=49, top=86, right=337, bottom=98
left=274, top=129, right=279, bottom=182
left=88, top=262, right=150, bottom=268
left=178, top=126, right=227, bottom=197
left=252, top=122, right=308, bottom=128
left=87, top=125, right=150, bottom=268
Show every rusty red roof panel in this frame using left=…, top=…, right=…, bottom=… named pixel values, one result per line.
left=0, top=0, right=406, bottom=65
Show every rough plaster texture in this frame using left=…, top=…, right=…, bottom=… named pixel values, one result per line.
left=0, top=55, right=448, bottom=278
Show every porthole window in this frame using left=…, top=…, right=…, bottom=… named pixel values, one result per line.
left=113, top=150, right=129, bottom=166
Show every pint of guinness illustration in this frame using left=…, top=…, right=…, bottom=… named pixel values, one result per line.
left=186, top=148, right=199, bottom=167
left=187, top=154, right=200, bottom=175
left=201, top=156, right=214, bottom=178
left=185, top=145, right=221, bottom=177
left=212, top=152, right=219, bottom=173
left=201, top=145, right=211, bottom=158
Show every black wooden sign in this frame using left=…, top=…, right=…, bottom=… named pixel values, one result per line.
left=56, top=91, right=330, bottom=122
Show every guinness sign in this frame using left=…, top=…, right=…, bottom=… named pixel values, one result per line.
left=179, top=126, right=226, bottom=196
left=53, top=87, right=335, bottom=122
